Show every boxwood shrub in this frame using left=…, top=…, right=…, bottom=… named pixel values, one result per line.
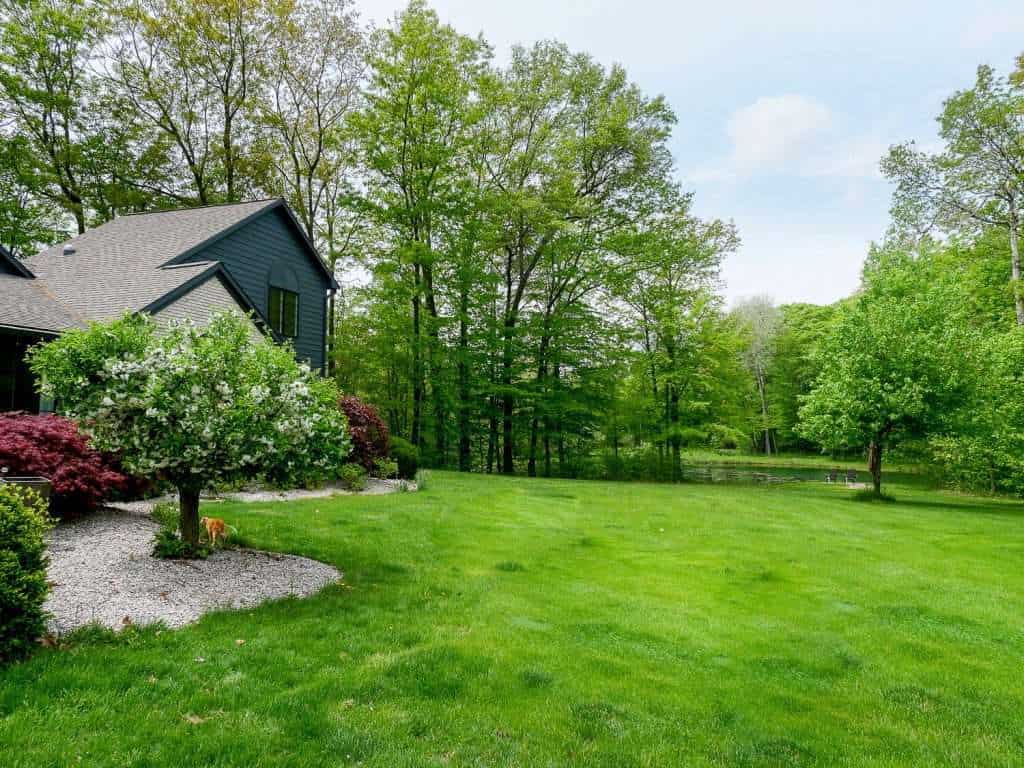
left=0, top=484, right=53, bottom=664
left=389, top=436, right=418, bottom=480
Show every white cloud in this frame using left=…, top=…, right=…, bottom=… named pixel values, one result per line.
left=689, top=96, right=895, bottom=185
left=726, top=94, right=833, bottom=174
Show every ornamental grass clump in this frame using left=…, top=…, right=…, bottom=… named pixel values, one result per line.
left=30, top=312, right=350, bottom=556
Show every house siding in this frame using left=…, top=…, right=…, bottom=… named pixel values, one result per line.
left=184, top=207, right=328, bottom=370
left=152, top=274, right=262, bottom=342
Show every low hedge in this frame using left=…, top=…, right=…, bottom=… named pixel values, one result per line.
left=0, top=484, right=53, bottom=664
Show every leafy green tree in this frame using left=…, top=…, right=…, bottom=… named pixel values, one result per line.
left=883, top=59, right=1024, bottom=325
left=769, top=302, right=838, bottom=451
left=732, top=296, right=781, bottom=454
left=30, top=313, right=349, bottom=551
left=0, top=137, right=64, bottom=257
left=351, top=0, right=489, bottom=453
left=0, top=0, right=118, bottom=233
left=930, top=327, right=1024, bottom=495
left=256, top=0, right=365, bottom=247
left=611, top=190, right=739, bottom=477
left=107, top=0, right=282, bottom=204
left=799, top=251, right=968, bottom=494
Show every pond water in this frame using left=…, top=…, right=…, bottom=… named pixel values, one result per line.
left=679, top=463, right=861, bottom=484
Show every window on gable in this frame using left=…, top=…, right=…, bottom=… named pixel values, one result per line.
left=267, top=260, right=300, bottom=339
left=268, top=286, right=298, bottom=338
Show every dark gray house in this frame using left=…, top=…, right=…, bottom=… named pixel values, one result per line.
left=0, top=199, right=336, bottom=413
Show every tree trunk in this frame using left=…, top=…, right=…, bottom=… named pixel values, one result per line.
left=1009, top=196, right=1024, bottom=326
left=867, top=440, right=883, bottom=495
left=179, top=486, right=201, bottom=550
left=527, top=337, right=550, bottom=478
left=486, top=395, right=497, bottom=474
left=411, top=266, right=423, bottom=448
left=423, top=262, right=445, bottom=464
left=501, top=320, right=515, bottom=474
left=757, top=370, right=771, bottom=455
left=457, top=296, right=471, bottom=472
left=669, top=385, right=681, bottom=481
left=527, top=417, right=539, bottom=477
left=543, top=419, right=552, bottom=477
left=327, top=286, right=337, bottom=377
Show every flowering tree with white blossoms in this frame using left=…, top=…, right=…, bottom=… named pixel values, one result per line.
left=30, top=312, right=350, bottom=551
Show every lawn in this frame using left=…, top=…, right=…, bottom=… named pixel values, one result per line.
left=2, top=472, right=1023, bottom=767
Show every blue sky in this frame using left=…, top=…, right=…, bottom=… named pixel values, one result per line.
left=358, top=0, right=1024, bottom=305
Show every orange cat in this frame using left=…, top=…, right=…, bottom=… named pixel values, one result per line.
left=200, top=516, right=227, bottom=546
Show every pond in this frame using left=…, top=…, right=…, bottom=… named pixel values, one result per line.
left=679, top=463, right=862, bottom=484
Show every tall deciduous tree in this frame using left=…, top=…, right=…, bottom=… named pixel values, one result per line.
left=0, top=0, right=115, bottom=233
left=883, top=60, right=1024, bottom=325
left=352, top=0, right=490, bottom=453
left=107, top=0, right=281, bottom=204
left=611, top=190, right=739, bottom=478
left=733, top=295, right=780, bottom=454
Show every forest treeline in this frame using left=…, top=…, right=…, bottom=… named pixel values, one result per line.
left=3, top=1, right=1024, bottom=493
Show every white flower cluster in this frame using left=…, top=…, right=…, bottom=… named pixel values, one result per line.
left=66, top=312, right=350, bottom=487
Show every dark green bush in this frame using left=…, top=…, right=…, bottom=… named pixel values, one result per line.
left=0, top=484, right=53, bottom=664
left=339, top=462, right=368, bottom=491
left=390, top=437, right=419, bottom=480
left=151, top=527, right=208, bottom=559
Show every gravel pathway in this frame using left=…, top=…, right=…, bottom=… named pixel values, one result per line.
left=44, top=512, right=340, bottom=635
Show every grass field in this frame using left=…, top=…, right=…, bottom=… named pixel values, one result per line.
left=2, top=472, right=1023, bottom=767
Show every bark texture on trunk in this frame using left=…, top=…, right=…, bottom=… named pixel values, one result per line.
left=457, top=293, right=471, bottom=472
left=179, top=486, right=201, bottom=549
left=867, top=440, right=883, bottom=495
left=1009, top=196, right=1024, bottom=326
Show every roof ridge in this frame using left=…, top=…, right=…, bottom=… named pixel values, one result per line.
left=121, top=198, right=281, bottom=217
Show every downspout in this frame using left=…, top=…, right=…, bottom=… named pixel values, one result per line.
left=326, top=285, right=336, bottom=377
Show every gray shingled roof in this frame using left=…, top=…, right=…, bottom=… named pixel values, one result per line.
left=0, top=274, right=82, bottom=333
left=23, top=199, right=279, bottom=325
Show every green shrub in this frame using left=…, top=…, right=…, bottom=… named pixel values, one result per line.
left=0, top=485, right=53, bottom=664
left=150, top=500, right=210, bottom=559
left=705, top=423, right=746, bottom=451
left=151, top=527, right=207, bottom=559
left=390, top=437, right=419, bottom=480
left=374, top=457, right=399, bottom=480
left=339, top=463, right=368, bottom=492
left=150, top=500, right=179, bottom=531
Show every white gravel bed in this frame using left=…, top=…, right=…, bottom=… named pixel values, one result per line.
left=44, top=512, right=340, bottom=635
left=110, top=477, right=414, bottom=516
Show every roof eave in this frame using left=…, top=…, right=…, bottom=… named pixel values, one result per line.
left=0, top=246, right=35, bottom=278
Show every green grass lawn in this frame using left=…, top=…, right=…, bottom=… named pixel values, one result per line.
left=3, top=473, right=1023, bottom=767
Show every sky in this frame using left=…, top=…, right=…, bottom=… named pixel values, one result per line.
left=356, top=0, right=1024, bottom=306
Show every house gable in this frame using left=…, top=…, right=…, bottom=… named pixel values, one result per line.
left=181, top=205, right=331, bottom=370
left=151, top=271, right=263, bottom=342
